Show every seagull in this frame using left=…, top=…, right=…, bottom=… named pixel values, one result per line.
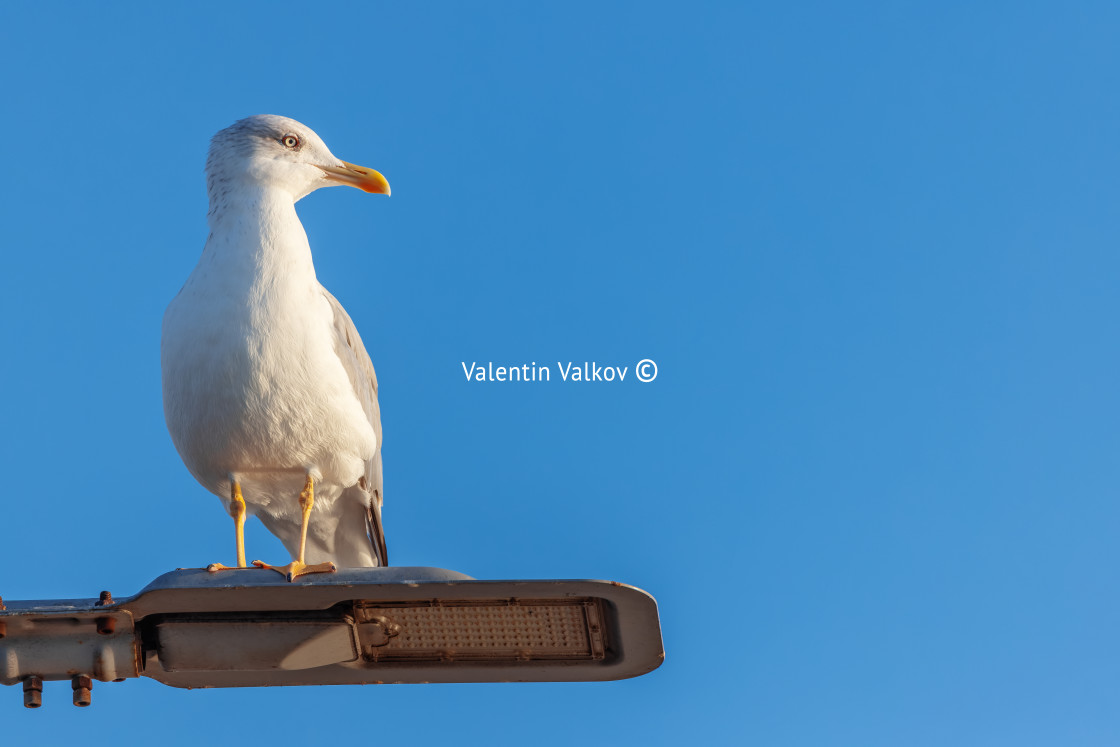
left=162, top=114, right=390, bottom=581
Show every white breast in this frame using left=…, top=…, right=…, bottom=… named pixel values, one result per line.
left=161, top=189, right=376, bottom=508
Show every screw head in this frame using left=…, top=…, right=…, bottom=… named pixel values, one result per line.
left=23, top=676, right=43, bottom=709
left=72, top=675, right=92, bottom=707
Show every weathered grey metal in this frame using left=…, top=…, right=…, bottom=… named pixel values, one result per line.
left=0, top=568, right=663, bottom=703
left=0, top=603, right=139, bottom=688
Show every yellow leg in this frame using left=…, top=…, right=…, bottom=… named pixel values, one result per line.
left=298, top=474, right=313, bottom=563
left=233, top=482, right=247, bottom=567
left=208, top=481, right=248, bottom=572
left=253, top=474, right=337, bottom=582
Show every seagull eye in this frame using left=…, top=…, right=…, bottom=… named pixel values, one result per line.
left=281, top=135, right=301, bottom=149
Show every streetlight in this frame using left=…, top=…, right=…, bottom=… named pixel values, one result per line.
left=0, top=567, right=664, bottom=707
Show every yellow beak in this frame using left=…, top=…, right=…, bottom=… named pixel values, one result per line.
left=318, top=160, right=391, bottom=195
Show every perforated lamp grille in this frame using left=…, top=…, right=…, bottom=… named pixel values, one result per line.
left=355, top=599, right=607, bottom=663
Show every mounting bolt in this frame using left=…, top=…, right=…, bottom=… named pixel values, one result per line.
left=96, top=591, right=113, bottom=607
left=23, top=676, right=43, bottom=709
left=0, top=596, right=6, bottom=610
left=72, top=675, right=92, bottom=707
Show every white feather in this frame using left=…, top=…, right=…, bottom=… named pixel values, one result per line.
left=161, top=114, right=385, bottom=568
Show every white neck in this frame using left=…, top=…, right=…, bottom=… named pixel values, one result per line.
left=200, top=184, right=318, bottom=285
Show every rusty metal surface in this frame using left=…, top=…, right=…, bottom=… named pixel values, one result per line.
left=0, top=602, right=139, bottom=687
left=0, top=567, right=664, bottom=696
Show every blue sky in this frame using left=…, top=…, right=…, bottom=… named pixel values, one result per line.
left=3, top=1, right=1120, bottom=744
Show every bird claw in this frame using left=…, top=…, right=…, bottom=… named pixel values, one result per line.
left=251, top=559, right=337, bottom=582
left=206, top=562, right=248, bottom=573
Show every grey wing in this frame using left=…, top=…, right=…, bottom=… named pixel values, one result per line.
left=322, top=286, right=388, bottom=566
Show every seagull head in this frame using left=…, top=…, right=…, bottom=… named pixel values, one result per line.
left=206, top=114, right=390, bottom=205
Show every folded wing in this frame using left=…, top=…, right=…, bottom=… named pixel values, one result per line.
left=322, top=286, right=388, bottom=566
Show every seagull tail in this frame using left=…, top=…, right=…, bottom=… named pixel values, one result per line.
left=366, top=491, right=389, bottom=567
